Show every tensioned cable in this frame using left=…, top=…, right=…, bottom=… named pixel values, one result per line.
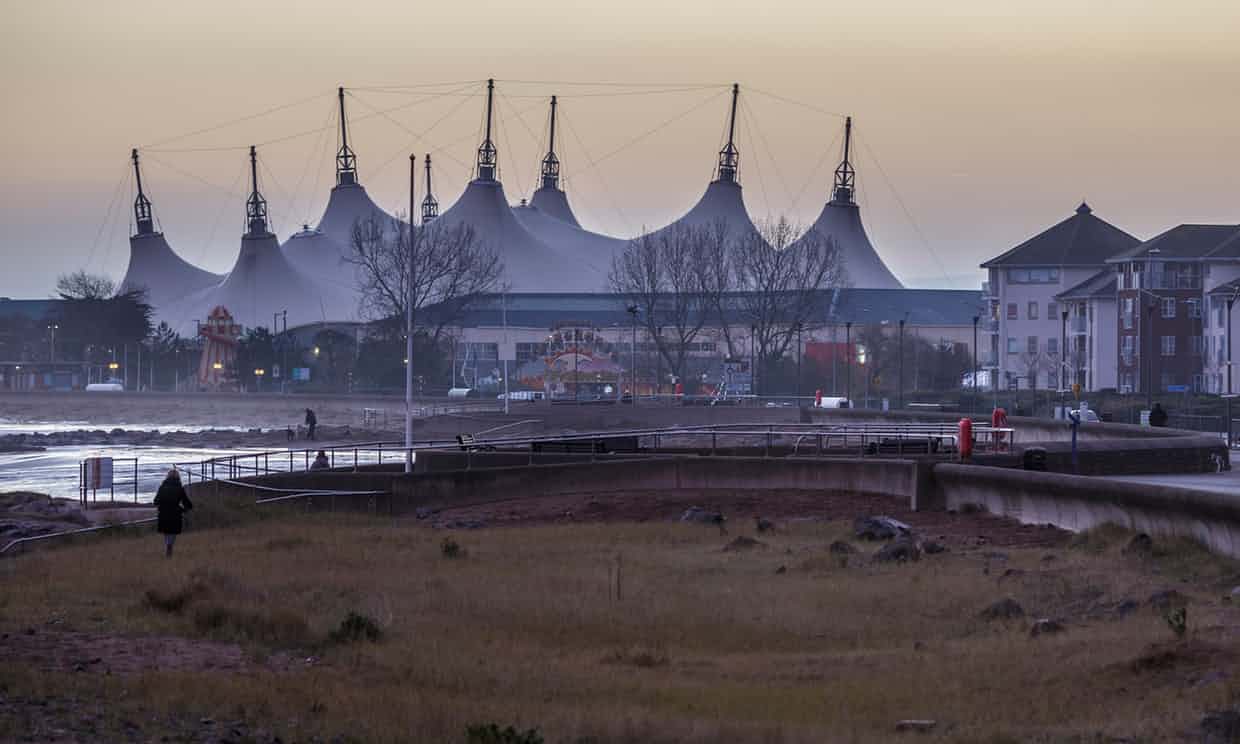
left=559, top=109, right=634, bottom=235
left=83, top=158, right=131, bottom=274
left=496, top=78, right=726, bottom=88
left=346, top=86, right=478, bottom=170
left=140, top=90, right=333, bottom=150
left=362, top=88, right=481, bottom=191
left=192, top=159, right=248, bottom=267
left=494, top=93, right=528, bottom=197
left=143, top=151, right=248, bottom=200
left=498, top=91, right=547, bottom=197
left=738, top=102, right=773, bottom=220
left=791, top=130, right=842, bottom=214
left=350, top=79, right=487, bottom=91
left=561, top=88, right=728, bottom=181
left=97, top=164, right=132, bottom=277
left=746, top=86, right=847, bottom=121
left=857, top=134, right=951, bottom=285
left=741, top=98, right=794, bottom=214
left=289, top=97, right=337, bottom=228
left=257, top=155, right=293, bottom=237
left=501, top=85, right=725, bottom=99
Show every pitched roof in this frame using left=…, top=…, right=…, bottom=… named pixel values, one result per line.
left=981, top=202, right=1140, bottom=268
left=1207, top=277, right=1240, bottom=297
left=1105, top=224, right=1240, bottom=263
left=1056, top=269, right=1116, bottom=301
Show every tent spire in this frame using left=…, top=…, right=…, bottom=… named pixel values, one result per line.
left=716, top=83, right=740, bottom=183
left=245, top=145, right=269, bottom=236
left=539, top=95, right=561, bottom=191
left=131, top=148, right=155, bottom=235
left=476, top=79, right=498, bottom=181
left=421, top=154, right=439, bottom=223
left=336, top=86, right=358, bottom=186
left=831, top=116, right=856, bottom=205
left=409, top=153, right=416, bottom=227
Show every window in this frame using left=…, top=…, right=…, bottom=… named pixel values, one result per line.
left=1191, top=336, right=1204, bottom=355
left=1027, top=336, right=1038, bottom=354
left=1048, top=371, right=1059, bottom=390
left=1028, top=302, right=1039, bottom=320
left=1161, top=335, right=1176, bottom=356
left=1122, top=297, right=1135, bottom=330
left=1007, top=268, right=1060, bottom=284
left=1193, top=374, right=1204, bottom=393
left=1161, top=297, right=1176, bottom=319
left=1048, top=302, right=1059, bottom=320
left=1047, top=338, right=1059, bottom=355
left=1007, top=337, right=1020, bottom=354
left=1007, top=303, right=1018, bottom=320
left=1121, top=372, right=1134, bottom=393
left=1188, top=300, right=1201, bottom=319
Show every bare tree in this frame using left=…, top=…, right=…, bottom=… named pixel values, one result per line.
left=347, top=215, right=504, bottom=344
left=609, top=223, right=724, bottom=385
left=732, top=218, right=849, bottom=379
left=55, top=270, right=116, bottom=300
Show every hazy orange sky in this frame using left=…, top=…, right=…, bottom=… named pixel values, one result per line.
left=2, top=0, right=1238, bottom=296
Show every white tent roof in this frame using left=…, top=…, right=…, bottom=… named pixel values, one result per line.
left=528, top=185, right=580, bottom=227
left=119, top=232, right=222, bottom=324
left=797, top=199, right=903, bottom=289
left=648, top=178, right=759, bottom=240
left=438, top=178, right=601, bottom=292
left=512, top=202, right=620, bottom=291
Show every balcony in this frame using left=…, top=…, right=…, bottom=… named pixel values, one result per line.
left=1120, top=351, right=1138, bottom=368
left=981, top=281, right=994, bottom=299
left=1069, top=316, right=1087, bottom=334
left=981, top=318, right=999, bottom=334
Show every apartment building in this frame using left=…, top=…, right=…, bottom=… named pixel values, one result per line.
left=1105, top=224, right=1240, bottom=393
left=980, top=203, right=1139, bottom=391
left=1056, top=271, right=1118, bottom=391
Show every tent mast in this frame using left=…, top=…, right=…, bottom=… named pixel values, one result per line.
left=336, top=86, right=358, bottom=186
left=716, top=83, right=740, bottom=183
left=421, top=154, right=439, bottom=223
left=832, top=116, right=856, bottom=205
left=245, top=145, right=269, bottom=235
left=477, top=79, right=498, bottom=181
left=540, top=95, right=561, bottom=191
left=131, top=148, right=155, bottom=235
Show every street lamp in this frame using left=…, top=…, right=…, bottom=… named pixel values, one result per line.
left=898, top=317, right=906, bottom=410
left=795, top=323, right=804, bottom=402
left=845, top=321, right=852, bottom=407
left=971, top=315, right=979, bottom=414
left=47, top=323, right=58, bottom=364
left=626, top=305, right=639, bottom=404
left=254, top=367, right=265, bottom=393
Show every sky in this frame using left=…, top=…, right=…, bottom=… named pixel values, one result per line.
left=2, top=0, right=1239, bottom=297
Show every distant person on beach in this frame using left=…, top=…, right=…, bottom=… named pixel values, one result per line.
left=310, top=450, right=330, bottom=470
left=1149, top=402, right=1168, bottom=427
left=286, top=425, right=295, bottom=442
left=305, top=408, right=317, bottom=440
left=154, top=468, right=193, bottom=558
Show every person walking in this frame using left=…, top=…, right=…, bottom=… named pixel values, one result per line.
left=1149, top=402, right=1169, bottom=427
left=154, top=468, right=193, bottom=558
left=304, top=408, right=317, bottom=440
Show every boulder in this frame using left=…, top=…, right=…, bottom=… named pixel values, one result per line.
left=829, top=540, right=858, bottom=555
left=979, top=598, right=1024, bottom=621
left=679, top=507, right=726, bottom=526
left=854, top=515, right=910, bottom=541
left=1029, top=618, right=1065, bottom=637
left=873, top=536, right=922, bottom=563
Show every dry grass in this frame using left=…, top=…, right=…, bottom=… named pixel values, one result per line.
left=3, top=517, right=1240, bottom=742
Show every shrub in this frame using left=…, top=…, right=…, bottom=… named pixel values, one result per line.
left=192, top=603, right=310, bottom=646
left=329, top=611, right=383, bottom=644
left=144, top=581, right=209, bottom=614
left=465, top=723, right=544, bottom=744
left=441, top=537, right=464, bottom=559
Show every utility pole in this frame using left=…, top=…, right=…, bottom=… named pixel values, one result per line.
left=405, top=154, right=416, bottom=474
left=502, top=293, right=509, bottom=415
left=845, top=321, right=852, bottom=406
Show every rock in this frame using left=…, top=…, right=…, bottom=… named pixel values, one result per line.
left=1147, top=589, right=1187, bottom=611
left=774, top=565, right=787, bottom=575
left=722, top=536, right=764, bottom=552
left=679, top=507, right=725, bottom=526
left=1000, top=568, right=1026, bottom=580
left=828, top=540, right=858, bottom=555
left=1201, top=710, right=1240, bottom=743
left=1114, top=599, right=1140, bottom=617
left=895, top=719, right=937, bottom=733
left=979, top=598, right=1024, bottom=621
left=1029, top=618, right=1065, bottom=637
left=854, top=515, right=911, bottom=541
left=755, top=517, right=775, bottom=533
left=1123, top=533, right=1154, bottom=556
left=873, top=536, right=922, bottom=563
left=923, top=541, right=946, bottom=555
left=414, top=507, right=438, bottom=520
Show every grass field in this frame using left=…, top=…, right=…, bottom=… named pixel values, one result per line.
left=2, top=513, right=1240, bottom=742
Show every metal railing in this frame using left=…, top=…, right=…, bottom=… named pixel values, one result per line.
left=173, top=421, right=1018, bottom=483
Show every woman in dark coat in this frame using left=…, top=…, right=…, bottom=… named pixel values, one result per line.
left=154, top=468, right=193, bottom=557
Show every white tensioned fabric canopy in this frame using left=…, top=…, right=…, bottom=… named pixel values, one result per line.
left=119, top=231, right=222, bottom=320
left=527, top=184, right=580, bottom=228
left=646, top=178, right=760, bottom=241
left=795, top=197, right=902, bottom=289
left=437, top=178, right=604, bottom=292
left=511, top=201, right=621, bottom=291
left=176, top=229, right=359, bottom=334
left=282, top=182, right=397, bottom=286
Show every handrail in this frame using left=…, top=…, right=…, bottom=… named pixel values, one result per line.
left=1, top=515, right=157, bottom=556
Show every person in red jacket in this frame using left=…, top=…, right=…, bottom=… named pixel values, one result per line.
left=991, top=407, right=1010, bottom=451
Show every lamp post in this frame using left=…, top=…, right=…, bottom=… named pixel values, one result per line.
left=845, top=321, right=852, bottom=407
left=898, top=317, right=906, bottom=410
left=795, top=323, right=803, bottom=402
left=405, top=154, right=417, bottom=472
left=1226, top=290, right=1237, bottom=446
left=626, top=305, right=639, bottom=404
left=254, top=367, right=265, bottom=393
left=1145, top=300, right=1156, bottom=413
left=47, top=323, right=57, bottom=364
left=1060, top=309, right=1069, bottom=418
left=749, top=324, right=757, bottom=398
left=971, top=316, right=979, bottom=413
